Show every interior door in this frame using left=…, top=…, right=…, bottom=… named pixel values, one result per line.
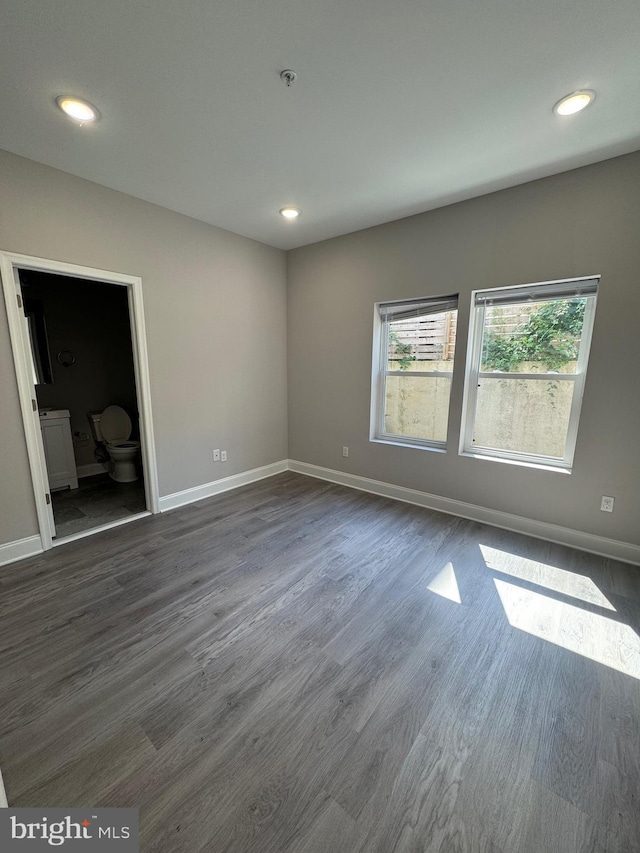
left=13, top=268, right=57, bottom=539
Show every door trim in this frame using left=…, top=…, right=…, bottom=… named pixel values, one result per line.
left=0, top=251, right=160, bottom=550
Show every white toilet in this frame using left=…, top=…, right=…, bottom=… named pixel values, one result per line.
left=89, top=406, right=141, bottom=483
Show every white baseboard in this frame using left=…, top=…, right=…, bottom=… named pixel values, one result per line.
left=159, top=460, right=289, bottom=513
left=5, top=460, right=636, bottom=569
left=77, top=462, right=108, bottom=478
left=0, top=534, right=43, bottom=568
left=288, top=460, right=640, bottom=566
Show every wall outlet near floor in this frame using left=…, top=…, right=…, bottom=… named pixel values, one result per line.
left=342, top=446, right=349, bottom=457
left=600, top=495, right=615, bottom=513
left=213, top=449, right=220, bottom=462
left=221, top=450, right=227, bottom=462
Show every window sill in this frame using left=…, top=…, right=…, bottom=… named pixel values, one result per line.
left=371, top=437, right=447, bottom=454
left=459, top=450, right=571, bottom=474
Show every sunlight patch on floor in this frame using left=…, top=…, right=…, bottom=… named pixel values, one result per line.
left=427, top=562, right=462, bottom=604
left=493, top=578, right=640, bottom=679
left=480, top=545, right=615, bottom=610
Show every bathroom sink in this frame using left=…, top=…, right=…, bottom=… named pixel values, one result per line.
left=39, top=408, right=70, bottom=419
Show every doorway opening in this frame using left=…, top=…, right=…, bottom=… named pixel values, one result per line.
left=1, top=252, right=159, bottom=550
left=23, top=270, right=147, bottom=539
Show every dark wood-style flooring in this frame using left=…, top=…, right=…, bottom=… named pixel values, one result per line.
left=1, top=472, right=638, bottom=852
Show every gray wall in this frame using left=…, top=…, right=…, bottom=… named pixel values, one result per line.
left=287, top=152, right=640, bottom=546
left=0, top=149, right=287, bottom=545
left=3, top=147, right=639, bottom=551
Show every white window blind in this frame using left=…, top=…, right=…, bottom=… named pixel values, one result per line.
left=379, top=296, right=458, bottom=321
left=474, top=277, right=598, bottom=307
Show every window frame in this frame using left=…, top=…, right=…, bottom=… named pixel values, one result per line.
left=371, top=294, right=459, bottom=451
left=460, top=276, right=600, bottom=471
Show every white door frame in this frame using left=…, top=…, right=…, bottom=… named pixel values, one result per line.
left=0, top=251, right=160, bottom=550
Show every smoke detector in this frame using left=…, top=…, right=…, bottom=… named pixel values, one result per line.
left=280, top=69, right=297, bottom=87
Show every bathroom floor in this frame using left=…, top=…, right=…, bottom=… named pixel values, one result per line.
left=51, top=473, right=146, bottom=539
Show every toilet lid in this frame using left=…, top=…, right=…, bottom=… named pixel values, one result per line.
left=100, top=405, right=132, bottom=443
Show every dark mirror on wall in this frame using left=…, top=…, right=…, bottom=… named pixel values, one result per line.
left=24, top=297, right=54, bottom=385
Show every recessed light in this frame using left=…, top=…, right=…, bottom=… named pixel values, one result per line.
left=56, top=95, right=100, bottom=123
left=553, top=90, right=595, bottom=116
left=280, top=207, right=301, bottom=219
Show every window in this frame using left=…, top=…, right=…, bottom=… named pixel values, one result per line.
left=372, top=295, right=458, bottom=448
left=461, top=276, right=599, bottom=469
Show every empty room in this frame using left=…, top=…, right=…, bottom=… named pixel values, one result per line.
left=0, top=2, right=639, bottom=851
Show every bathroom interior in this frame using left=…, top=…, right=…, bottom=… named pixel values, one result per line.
left=20, top=270, right=147, bottom=540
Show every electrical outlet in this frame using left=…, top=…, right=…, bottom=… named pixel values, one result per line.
left=600, top=495, right=615, bottom=513
left=221, top=450, right=227, bottom=462
left=213, top=449, right=220, bottom=462
left=342, top=446, right=349, bottom=457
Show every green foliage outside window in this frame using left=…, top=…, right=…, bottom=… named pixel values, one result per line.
left=482, top=299, right=586, bottom=372
left=389, top=331, right=416, bottom=370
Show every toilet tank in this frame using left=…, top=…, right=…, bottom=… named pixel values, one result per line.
left=88, top=411, right=104, bottom=442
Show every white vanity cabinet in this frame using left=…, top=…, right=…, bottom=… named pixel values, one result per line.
left=39, top=409, right=79, bottom=491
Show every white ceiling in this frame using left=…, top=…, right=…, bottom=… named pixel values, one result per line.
left=1, top=0, right=639, bottom=250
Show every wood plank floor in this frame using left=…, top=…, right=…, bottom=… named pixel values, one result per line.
left=0, top=472, right=638, bottom=852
